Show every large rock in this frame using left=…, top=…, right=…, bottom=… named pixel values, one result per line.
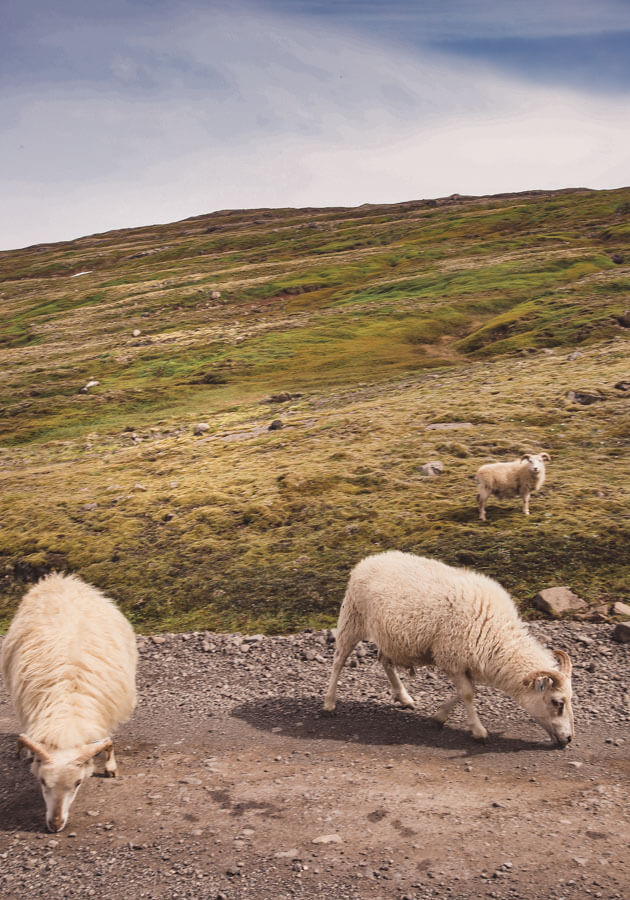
left=420, top=460, right=444, bottom=477
left=566, top=389, right=606, bottom=405
left=612, top=622, right=630, bottom=643
left=612, top=601, right=630, bottom=618
left=266, top=392, right=303, bottom=403
left=533, top=587, right=588, bottom=616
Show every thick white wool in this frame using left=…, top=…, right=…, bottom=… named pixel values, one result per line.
left=339, top=551, right=555, bottom=694
left=1, top=573, right=137, bottom=749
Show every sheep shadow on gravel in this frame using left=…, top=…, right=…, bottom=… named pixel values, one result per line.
left=0, top=732, right=44, bottom=833
left=231, top=696, right=556, bottom=757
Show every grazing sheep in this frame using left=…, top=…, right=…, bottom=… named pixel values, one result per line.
left=1, top=573, right=137, bottom=832
left=323, top=551, right=574, bottom=747
left=476, top=452, right=550, bottom=520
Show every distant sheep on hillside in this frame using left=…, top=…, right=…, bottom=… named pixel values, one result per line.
left=476, top=452, right=550, bottom=520
left=1, top=573, right=137, bottom=832
left=324, top=551, right=574, bottom=747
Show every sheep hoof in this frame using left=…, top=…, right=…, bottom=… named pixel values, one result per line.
left=322, top=701, right=336, bottom=714
left=431, top=716, right=446, bottom=729
left=104, top=767, right=118, bottom=778
left=472, top=728, right=488, bottom=741
left=396, top=695, right=415, bottom=709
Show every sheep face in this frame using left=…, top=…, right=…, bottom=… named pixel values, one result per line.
left=521, top=453, right=550, bottom=478
left=520, top=650, right=574, bottom=747
left=34, top=752, right=92, bottom=832
left=19, top=735, right=112, bottom=832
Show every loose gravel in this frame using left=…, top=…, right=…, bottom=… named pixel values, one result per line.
left=1, top=621, right=629, bottom=899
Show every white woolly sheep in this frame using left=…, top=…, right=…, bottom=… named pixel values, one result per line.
left=1, top=573, right=137, bottom=832
left=323, top=551, right=574, bottom=747
left=476, top=452, right=550, bottom=520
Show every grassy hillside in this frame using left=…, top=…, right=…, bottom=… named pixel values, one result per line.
left=1, top=188, right=629, bottom=632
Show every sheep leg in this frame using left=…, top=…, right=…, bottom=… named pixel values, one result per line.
left=380, top=655, right=415, bottom=709
left=477, top=486, right=490, bottom=521
left=103, top=742, right=118, bottom=777
left=522, top=491, right=531, bottom=516
left=431, top=694, right=459, bottom=727
left=452, top=672, right=488, bottom=740
left=323, top=630, right=359, bottom=712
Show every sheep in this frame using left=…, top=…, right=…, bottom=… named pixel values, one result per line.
left=476, top=452, right=550, bottom=520
left=1, top=573, right=137, bottom=832
left=323, top=551, right=574, bottom=747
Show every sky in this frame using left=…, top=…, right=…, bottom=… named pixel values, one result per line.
left=2, top=0, right=630, bottom=250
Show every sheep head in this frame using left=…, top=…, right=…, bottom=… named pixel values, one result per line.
left=519, top=650, right=574, bottom=747
left=520, top=453, right=550, bottom=477
left=19, top=734, right=112, bottom=832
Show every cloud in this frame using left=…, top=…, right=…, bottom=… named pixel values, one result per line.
left=1, top=3, right=629, bottom=249
left=260, top=0, right=630, bottom=40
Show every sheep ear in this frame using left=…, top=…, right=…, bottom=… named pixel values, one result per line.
left=535, top=675, right=553, bottom=692
left=17, top=734, right=51, bottom=762
left=542, top=452, right=551, bottom=462
left=521, top=454, right=531, bottom=462
left=553, top=649, right=572, bottom=677
left=524, top=673, right=557, bottom=692
left=74, top=738, right=113, bottom=766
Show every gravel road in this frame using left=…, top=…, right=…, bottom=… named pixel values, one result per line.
left=1, top=621, right=629, bottom=899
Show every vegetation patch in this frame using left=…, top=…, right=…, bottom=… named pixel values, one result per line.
left=0, top=187, right=629, bottom=632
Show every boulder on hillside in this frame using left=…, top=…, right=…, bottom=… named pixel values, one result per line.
left=420, top=460, right=444, bottom=477
left=266, top=392, right=303, bottom=403
left=612, top=601, right=630, bottom=618
left=566, top=389, right=606, bottom=405
left=612, top=622, right=630, bottom=643
left=533, top=586, right=588, bottom=617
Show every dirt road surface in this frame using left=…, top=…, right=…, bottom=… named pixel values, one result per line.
left=1, top=621, right=629, bottom=899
